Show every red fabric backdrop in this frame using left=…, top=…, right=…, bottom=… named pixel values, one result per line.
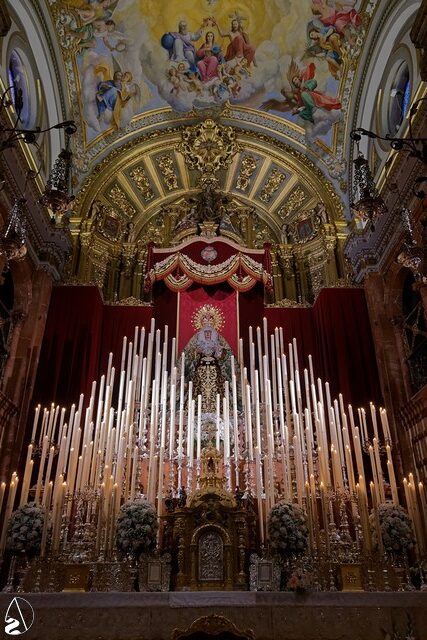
left=265, top=288, right=381, bottom=407
left=33, top=284, right=381, bottom=414
left=152, top=281, right=178, bottom=343
left=33, top=286, right=104, bottom=405
left=100, top=305, right=153, bottom=373
left=33, top=286, right=153, bottom=407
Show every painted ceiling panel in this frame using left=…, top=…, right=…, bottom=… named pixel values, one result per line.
left=50, top=0, right=367, bottom=181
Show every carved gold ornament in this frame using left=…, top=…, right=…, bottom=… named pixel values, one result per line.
left=192, top=304, right=225, bottom=332
left=172, top=614, right=254, bottom=640
left=236, top=155, right=258, bottom=192
left=278, top=186, right=307, bottom=218
left=178, top=119, right=239, bottom=186
left=157, top=155, right=179, bottom=191
left=260, top=169, right=286, bottom=203
left=128, top=167, right=154, bottom=201
left=108, top=184, right=136, bottom=218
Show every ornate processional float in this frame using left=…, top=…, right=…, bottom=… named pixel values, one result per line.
left=1, top=312, right=426, bottom=592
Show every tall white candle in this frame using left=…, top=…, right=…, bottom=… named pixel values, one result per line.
left=169, top=383, right=176, bottom=460
left=31, top=405, right=41, bottom=442
left=196, top=394, right=202, bottom=460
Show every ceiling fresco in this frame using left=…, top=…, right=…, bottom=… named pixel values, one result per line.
left=49, top=0, right=369, bottom=180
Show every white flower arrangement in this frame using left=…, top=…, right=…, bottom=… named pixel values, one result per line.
left=370, top=504, right=416, bottom=557
left=116, top=499, right=158, bottom=557
left=6, top=502, right=44, bottom=556
left=268, top=501, right=309, bottom=558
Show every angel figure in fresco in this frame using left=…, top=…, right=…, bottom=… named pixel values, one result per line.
left=311, top=0, right=362, bottom=41
left=111, top=71, right=142, bottom=129
left=212, top=14, right=256, bottom=67
left=261, top=60, right=341, bottom=124
left=167, top=63, right=203, bottom=95
left=306, top=21, right=343, bottom=79
left=63, top=0, right=120, bottom=25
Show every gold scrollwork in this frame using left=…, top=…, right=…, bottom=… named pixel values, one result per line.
left=178, top=119, right=240, bottom=186
left=157, top=155, right=179, bottom=191
left=266, top=297, right=311, bottom=308
left=278, top=186, right=307, bottom=218
left=108, top=184, right=137, bottom=217
left=236, top=155, right=258, bottom=192
left=128, top=167, right=155, bottom=201
left=259, top=168, right=286, bottom=203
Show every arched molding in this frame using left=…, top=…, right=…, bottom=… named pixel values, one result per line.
left=72, top=125, right=346, bottom=241
left=190, top=522, right=232, bottom=547
left=2, top=0, right=70, bottom=170
left=347, top=0, right=422, bottom=187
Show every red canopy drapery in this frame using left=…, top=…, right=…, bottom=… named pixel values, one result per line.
left=146, top=238, right=272, bottom=293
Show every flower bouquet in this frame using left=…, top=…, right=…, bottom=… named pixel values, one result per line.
left=287, top=569, right=314, bottom=593
left=268, top=501, right=309, bottom=558
left=116, top=499, right=158, bottom=558
left=6, top=502, right=44, bottom=557
left=370, top=504, right=416, bottom=558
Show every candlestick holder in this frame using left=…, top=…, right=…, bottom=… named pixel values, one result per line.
left=2, top=555, right=17, bottom=592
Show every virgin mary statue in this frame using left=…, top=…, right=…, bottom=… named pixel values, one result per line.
left=183, top=304, right=234, bottom=413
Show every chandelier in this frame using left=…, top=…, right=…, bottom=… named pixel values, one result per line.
left=0, top=196, right=27, bottom=264
left=39, top=121, right=77, bottom=215
left=350, top=151, right=387, bottom=223
left=396, top=207, right=427, bottom=284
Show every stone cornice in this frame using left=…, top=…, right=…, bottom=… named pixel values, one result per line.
left=344, top=208, right=403, bottom=282
left=0, top=149, right=71, bottom=280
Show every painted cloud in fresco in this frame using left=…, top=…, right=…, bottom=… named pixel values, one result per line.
left=53, top=0, right=362, bottom=145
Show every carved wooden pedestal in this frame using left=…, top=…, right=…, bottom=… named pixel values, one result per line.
left=163, top=446, right=256, bottom=591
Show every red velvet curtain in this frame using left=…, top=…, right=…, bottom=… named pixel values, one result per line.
left=312, top=288, right=382, bottom=406
left=238, top=283, right=265, bottom=363
left=33, top=286, right=104, bottom=405
left=152, top=281, right=178, bottom=343
left=100, top=305, right=153, bottom=374
left=265, top=288, right=381, bottom=407
left=33, top=287, right=153, bottom=407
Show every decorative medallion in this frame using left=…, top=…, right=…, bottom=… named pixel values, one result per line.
left=201, top=246, right=218, bottom=263
left=178, top=119, right=239, bottom=186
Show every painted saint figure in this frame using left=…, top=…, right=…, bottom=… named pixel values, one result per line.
left=161, top=20, right=204, bottom=71
left=260, top=60, right=341, bottom=124
left=213, top=16, right=255, bottom=66
left=96, top=70, right=122, bottom=120
left=306, top=22, right=343, bottom=79
left=196, top=31, right=224, bottom=82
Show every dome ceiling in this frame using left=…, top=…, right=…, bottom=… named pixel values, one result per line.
left=48, top=0, right=370, bottom=193
left=72, top=123, right=345, bottom=243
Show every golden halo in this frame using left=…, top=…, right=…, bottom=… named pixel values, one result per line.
left=192, top=304, right=225, bottom=332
